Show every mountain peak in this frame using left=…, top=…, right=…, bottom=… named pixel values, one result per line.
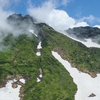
left=7, top=14, right=36, bottom=24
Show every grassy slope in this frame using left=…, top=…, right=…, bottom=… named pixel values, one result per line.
left=0, top=31, right=76, bottom=99
left=40, top=24, right=100, bottom=76
left=1, top=23, right=100, bottom=99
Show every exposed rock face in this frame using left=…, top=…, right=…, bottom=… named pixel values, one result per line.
left=66, top=26, right=100, bottom=44
left=7, top=14, right=36, bottom=25
left=67, top=26, right=100, bottom=38
left=6, top=14, right=38, bottom=36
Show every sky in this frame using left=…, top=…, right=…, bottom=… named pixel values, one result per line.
left=0, top=0, right=100, bottom=30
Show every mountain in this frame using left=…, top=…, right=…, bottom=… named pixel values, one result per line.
left=66, top=26, right=100, bottom=44
left=0, top=14, right=100, bottom=100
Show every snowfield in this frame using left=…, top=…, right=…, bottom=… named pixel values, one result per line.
left=0, top=78, right=26, bottom=100
left=68, top=36, right=100, bottom=48
left=66, top=33, right=100, bottom=48
left=84, top=39, right=100, bottom=48
left=0, top=80, right=21, bottom=100
left=52, top=51, right=100, bottom=100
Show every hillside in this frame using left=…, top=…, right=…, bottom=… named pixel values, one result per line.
left=39, top=24, right=100, bottom=77
left=0, top=14, right=76, bottom=100
left=0, top=14, right=100, bottom=100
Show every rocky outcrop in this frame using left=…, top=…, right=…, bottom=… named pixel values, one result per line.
left=6, top=14, right=38, bottom=36
left=88, top=93, right=96, bottom=97
left=66, top=26, right=100, bottom=44
left=7, top=14, right=36, bottom=25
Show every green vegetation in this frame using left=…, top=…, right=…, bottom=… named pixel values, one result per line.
left=1, top=23, right=100, bottom=100
left=0, top=30, right=76, bottom=100
left=40, top=24, right=100, bottom=75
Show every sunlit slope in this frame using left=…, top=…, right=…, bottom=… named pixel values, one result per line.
left=0, top=16, right=100, bottom=99
left=0, top=27, right=76, bottom=100
left=39, top=24, right=100, bottom=77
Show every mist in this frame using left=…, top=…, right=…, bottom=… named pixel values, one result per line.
left=6, top=14, right=38, bottom=36
left=0, top=12, right=38, bottom=51
left=65, top=26, right=100, bottom=48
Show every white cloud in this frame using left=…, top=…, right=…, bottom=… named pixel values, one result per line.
left=94, top=25, right=100, bottom=29
left=27, top=1, right=88, bottom=31
left=79, top=15, right=95, bottom=24
left=73, top=21, right=88, bottom=28
left=79, top=15, right=100, bottom=25
left=0, top=9, right=13, bottom=32
left=0, top=9, right=13, bottom=51
left=0, top=0, right=15, bottom=41
left=0, top=0, right=21, bottom=23
left=61, top=0, right=71, bottom=6
left=0, top=0, right=20, bottom=9
left=0, top=0, right=22, bottom=30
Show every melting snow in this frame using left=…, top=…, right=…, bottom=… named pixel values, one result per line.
left=29, top=29, right=38, bottom=37
left=66, top=34, right=100, bottom=48
left=85, top=39, right=100, bottom=48
left=39, top=74, right=43, bottom=78
left=36, top=41, right=42, bottom=56
left=0, top=80, right=21, bottom=100
left=52, top=51, right=100, bottom=100
left=13, top=79, right=17, bottom=82
left=19, top=78, right=26, bottom=84
left=37, top=78, right=41, bottom=82
left=37, top=42, right=42, bottom=49
left=36, top=51, right=41, bottom=56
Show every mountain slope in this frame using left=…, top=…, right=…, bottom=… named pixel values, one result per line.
left=0, top=14, right=76, bottom=100
left=38, top=24, right=100, bottom=77
left=0, top=14, right=100, bottom=100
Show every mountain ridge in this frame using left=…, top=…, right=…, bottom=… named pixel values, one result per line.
left=66, top=26, right=100, bottom=44
left=0, top=14, right=100, bottom=100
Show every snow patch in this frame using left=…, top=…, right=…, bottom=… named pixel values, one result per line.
left=29, top=29, right=38, bottom=37
left=37, top=78, right=41, bottom=82
left=13, top=79, right=17, bottom=82
left=37, top=42, right=42, bottom=49
left=85, top=39, right=100, bottom=48
left=64, top=32, right=100, bottom=48
left=0, top=80, right=21, bottom=100
left=52, top=51, right=100, bottom=100
left=36, top=41, right=42, bottom=56
left=36, top=51, right=41, bottom=56
left=19, top=78, right=25, bottom=84
left=39, top=74, right=43, bottom=78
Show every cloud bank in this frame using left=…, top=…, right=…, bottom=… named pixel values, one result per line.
left=0, top=9, right=13, bottom=31
left=0, top=0, right=100, bottom=32
left=27, top=1, right=89, bottom=31
left=0, top=0, right=16, bottom=31
left=94, top=25, right=100, bottom=29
